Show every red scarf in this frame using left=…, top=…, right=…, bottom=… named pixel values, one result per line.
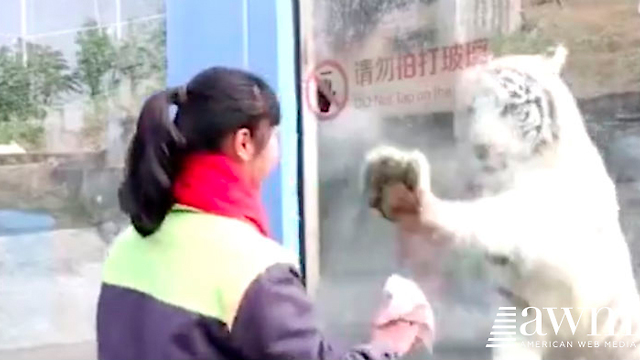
left=173, top=153, right=270, bottom=237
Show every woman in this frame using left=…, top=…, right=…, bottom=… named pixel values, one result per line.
left=97, top=67, right=420, bottom=360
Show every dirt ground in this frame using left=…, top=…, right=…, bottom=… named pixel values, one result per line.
left=493, top=0, right=640, bottom=98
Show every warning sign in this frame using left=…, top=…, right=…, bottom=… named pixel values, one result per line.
left=304, top=60, right=348, bottom=121
left=348, top=38, right=490, bottom=115
left=301, top=39, right=490, bottom=119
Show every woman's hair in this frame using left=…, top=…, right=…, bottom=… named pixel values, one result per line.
left=119, top=67, right=280, bottom=236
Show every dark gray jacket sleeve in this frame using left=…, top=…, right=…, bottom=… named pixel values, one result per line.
left=231, top=263, right=398, bottom=360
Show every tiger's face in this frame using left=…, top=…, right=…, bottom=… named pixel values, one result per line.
left=456, top=52, right=563, bottom=172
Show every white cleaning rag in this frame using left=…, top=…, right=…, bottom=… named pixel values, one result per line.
left=374, top=274, right=436, bottom=351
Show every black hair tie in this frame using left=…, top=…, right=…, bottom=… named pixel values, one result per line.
left=171, top=86, right=188, bottom=106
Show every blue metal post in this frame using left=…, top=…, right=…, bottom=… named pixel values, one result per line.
left=165, top=0, right=299, bottom=257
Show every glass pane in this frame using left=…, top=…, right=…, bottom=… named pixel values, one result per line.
left=121, top=0, right=165, bottom=19
left=27, top=0, right=118, bottom=35
left=0, top=35, right=16, bottom=48
left=0, top=0, right=20, bottom=34
left=0, top=6, right=166, bottom=357
left=300, top=0, right=640, bottom=359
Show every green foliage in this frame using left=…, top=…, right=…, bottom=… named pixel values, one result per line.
left=0, top=42, right=78, bottom=146
left=78, top=18, right=166, bottom=147
left=116, top=21, right=167, bottom=96
left=0, top=46, right=40, bottom=123
left=0, top=42, right=66, bottom=146
left=26, top=42, right=80, bottom=106
left=75, top=20, right=118, bottom=98
left=0, top=121, right=43, bottom=147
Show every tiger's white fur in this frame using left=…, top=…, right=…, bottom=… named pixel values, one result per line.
left=364, top=46, right=640, bottom=360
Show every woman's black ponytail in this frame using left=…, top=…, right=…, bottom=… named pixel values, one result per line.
left=119, top=87, right=186, bottom=236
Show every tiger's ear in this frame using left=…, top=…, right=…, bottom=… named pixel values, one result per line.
left=546, top=44, right=568, bottom=75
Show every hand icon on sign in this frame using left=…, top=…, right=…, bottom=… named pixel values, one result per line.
left=317, top=78, right=335, bottom=113
left=304, top=61, right=348, bottom=121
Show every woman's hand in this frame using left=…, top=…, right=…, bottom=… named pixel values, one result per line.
left=370, top=281, right=435, bottom=357
left=372, top=319, right=421, bottom=356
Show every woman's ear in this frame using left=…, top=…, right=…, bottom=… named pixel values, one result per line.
left=233, top=128, right=256, bottom=161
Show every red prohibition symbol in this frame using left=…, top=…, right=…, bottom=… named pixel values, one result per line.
left=304, top=60, right=349, bottom=121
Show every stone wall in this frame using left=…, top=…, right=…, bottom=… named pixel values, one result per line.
left=580, top=92, right=640, bottom=278
left=0, top=151, right=126, bottom=242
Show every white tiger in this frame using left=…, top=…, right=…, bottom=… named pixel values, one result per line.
left=363, top=46, right=640, bottom=360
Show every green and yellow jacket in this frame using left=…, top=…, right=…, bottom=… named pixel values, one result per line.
left=97, top=207, right=397, bottom=360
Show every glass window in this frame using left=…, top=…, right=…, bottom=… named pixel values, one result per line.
left=121, top=0, right=165, bottom=19
left=0, top=0, right=21, bottom=34
left=0, top=2, right=165, bottom=356
left=299, top=0, right=640, bottom=359
left=27, top=0, right=118, bottom=35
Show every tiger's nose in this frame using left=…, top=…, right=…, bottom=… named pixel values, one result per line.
left=474, top=144, right=491, bottom=160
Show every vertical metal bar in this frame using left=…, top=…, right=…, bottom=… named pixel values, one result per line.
left=115, top=0, right=122, bottom=40
left=93, top=0, right=102, bottom=26
left=291, top=0, right=306, bottom=285
left=276, top=0, right=302, bottom=264
left=297, top=0, right=320, bottom=297
left=242, top=0, right=250, bottom=69
left=20, top=0, right=27, bottom=65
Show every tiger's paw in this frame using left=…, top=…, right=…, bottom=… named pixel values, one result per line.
left=363, top=146, right=431, bottom=222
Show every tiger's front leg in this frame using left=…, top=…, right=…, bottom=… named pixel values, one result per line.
left=362, top=146, right=453, bottom=240
left=363, top=145, right=526, bottom=258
